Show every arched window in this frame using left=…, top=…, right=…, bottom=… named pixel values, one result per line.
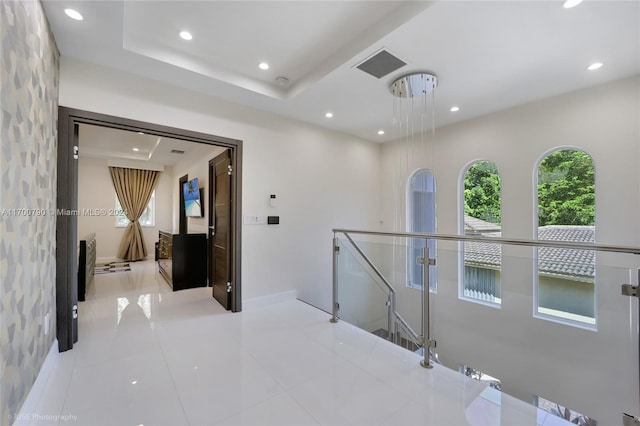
left=536, top=148, right=595, bottom=326
left=407, top=169, right=436, bottom=290
left=461, top=161, right=501, bottom=304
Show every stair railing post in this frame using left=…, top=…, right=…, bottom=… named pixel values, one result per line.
left=388, top=292, right=396, bottom=343
left=330, top=235, right=339, bottom=323
left=421, top=244, right=434, bottom=369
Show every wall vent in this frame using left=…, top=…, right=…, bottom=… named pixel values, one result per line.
left=356, top=49, right=406, bottom=79
left=170, top=149, right=185, bottom=154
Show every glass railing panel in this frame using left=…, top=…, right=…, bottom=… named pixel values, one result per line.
left=338, top=236, right=425, bottom=344
left=335, top=238, right=392, bottom=337
left=394, top=323, right=423, bottom=354
left=429, top=246, right=638, bottom=426
left=349, top=234, right=436, bottom=292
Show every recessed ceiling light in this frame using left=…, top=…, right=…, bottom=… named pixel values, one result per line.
left=132, top=147, right=140, bottom=152
left=377, top=130, right=385, bottom=135
left=259, top=62, right=270, bottom=70
left=179, top=31, right=193, bottom=41
left=131, top=380, right=138, bottom=385
left=325, top=112, right=333, bottom=118
left=562, top=0, right=583, bottom=8
left=64, top=9, right=83, bottom=21
left=450, top=106, right=460, bottom=112
left=587, top=62, right=604, bottom=71
left=137, top=132, right=144, bottom=135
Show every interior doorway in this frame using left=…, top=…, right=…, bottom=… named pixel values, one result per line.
left=56, top=107, right=243, bottom=352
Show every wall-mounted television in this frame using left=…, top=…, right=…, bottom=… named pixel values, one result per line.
left=183, top=177, right=203, bottom=217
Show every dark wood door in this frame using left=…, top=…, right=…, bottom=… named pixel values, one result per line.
left=209, top=150, right=232, bottom=309
left=179, top=174, right=188, bottom=234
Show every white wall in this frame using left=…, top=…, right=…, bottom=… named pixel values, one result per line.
left=61, top=58, right=382, bottom=306
left=377, top=76, right=640, bottom=424
left=77, top=157, right=173, bottom=260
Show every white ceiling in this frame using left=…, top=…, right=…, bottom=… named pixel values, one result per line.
left=44, top=1, right=639, bottom=143
left=78, top=123, right=222, bottom=167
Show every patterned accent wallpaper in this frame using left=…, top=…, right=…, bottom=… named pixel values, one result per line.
left=0, top=1, right=60, bottom=424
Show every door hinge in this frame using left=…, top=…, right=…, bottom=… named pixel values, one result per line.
left=334, top=245, right=340, bottom=253
left=226, top=282, right=232, bottom=293
left=417, top=257, right=436, bottom=266
left=228, top=165, right=232, bottom=176
left=73, top=146, right=79, bottom=160
left=622, top=284, right=639, bottom=298
left=623, top=413, right=640, bottom=426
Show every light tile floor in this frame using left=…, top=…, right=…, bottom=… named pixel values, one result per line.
left=16, top=261, right=556, bottom=426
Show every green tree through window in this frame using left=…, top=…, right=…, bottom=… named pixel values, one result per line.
left=464, top=161, right=501, bottom=225
left=537, top=150, right=594, bottom=226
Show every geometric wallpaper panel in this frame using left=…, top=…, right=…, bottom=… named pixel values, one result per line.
left=0, top=1, right=59, bottom=424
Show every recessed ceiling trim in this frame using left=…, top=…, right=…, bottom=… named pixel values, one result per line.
left=147, top=137, right=162, bottom=160
left=122, top=27, right=287, bottom=100
left=275, top=1, right=434, bottom=99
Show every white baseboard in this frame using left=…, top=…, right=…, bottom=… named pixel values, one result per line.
left=242, top=290, right=297, bottom=310
left=13, top=340, right=59, bottom=424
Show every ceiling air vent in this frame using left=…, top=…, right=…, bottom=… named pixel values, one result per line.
left=170, top=149, right=185, bottom=155
left=356, top=49, right=406, bottom=79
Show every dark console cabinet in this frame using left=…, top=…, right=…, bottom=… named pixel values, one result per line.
left=158, top=231, right=207, bottom=291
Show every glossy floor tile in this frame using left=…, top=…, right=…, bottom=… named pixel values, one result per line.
left=16, top=261, right=567, bottom=425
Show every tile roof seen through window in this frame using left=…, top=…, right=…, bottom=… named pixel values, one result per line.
left=463, top=217, right=595, bottom=282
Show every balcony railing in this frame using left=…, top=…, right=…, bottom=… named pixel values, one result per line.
left=331, top=228, right=640, bottom=426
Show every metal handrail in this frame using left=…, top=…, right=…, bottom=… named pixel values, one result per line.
left=333, top=228, right=640, bottom=254
left=394, top=310, right=422, bottom=344
left=332, top=228, right=640, bottom=368
left=343, top=233, right=395, bottom=295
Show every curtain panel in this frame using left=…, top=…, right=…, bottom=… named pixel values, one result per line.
left=109, top=167, right=161, bottom=261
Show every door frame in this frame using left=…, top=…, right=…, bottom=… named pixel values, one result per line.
left=56, top=107, right=243, bottom=352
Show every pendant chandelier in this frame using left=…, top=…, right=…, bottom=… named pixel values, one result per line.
left=389, top=72, right=438, bottom=232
